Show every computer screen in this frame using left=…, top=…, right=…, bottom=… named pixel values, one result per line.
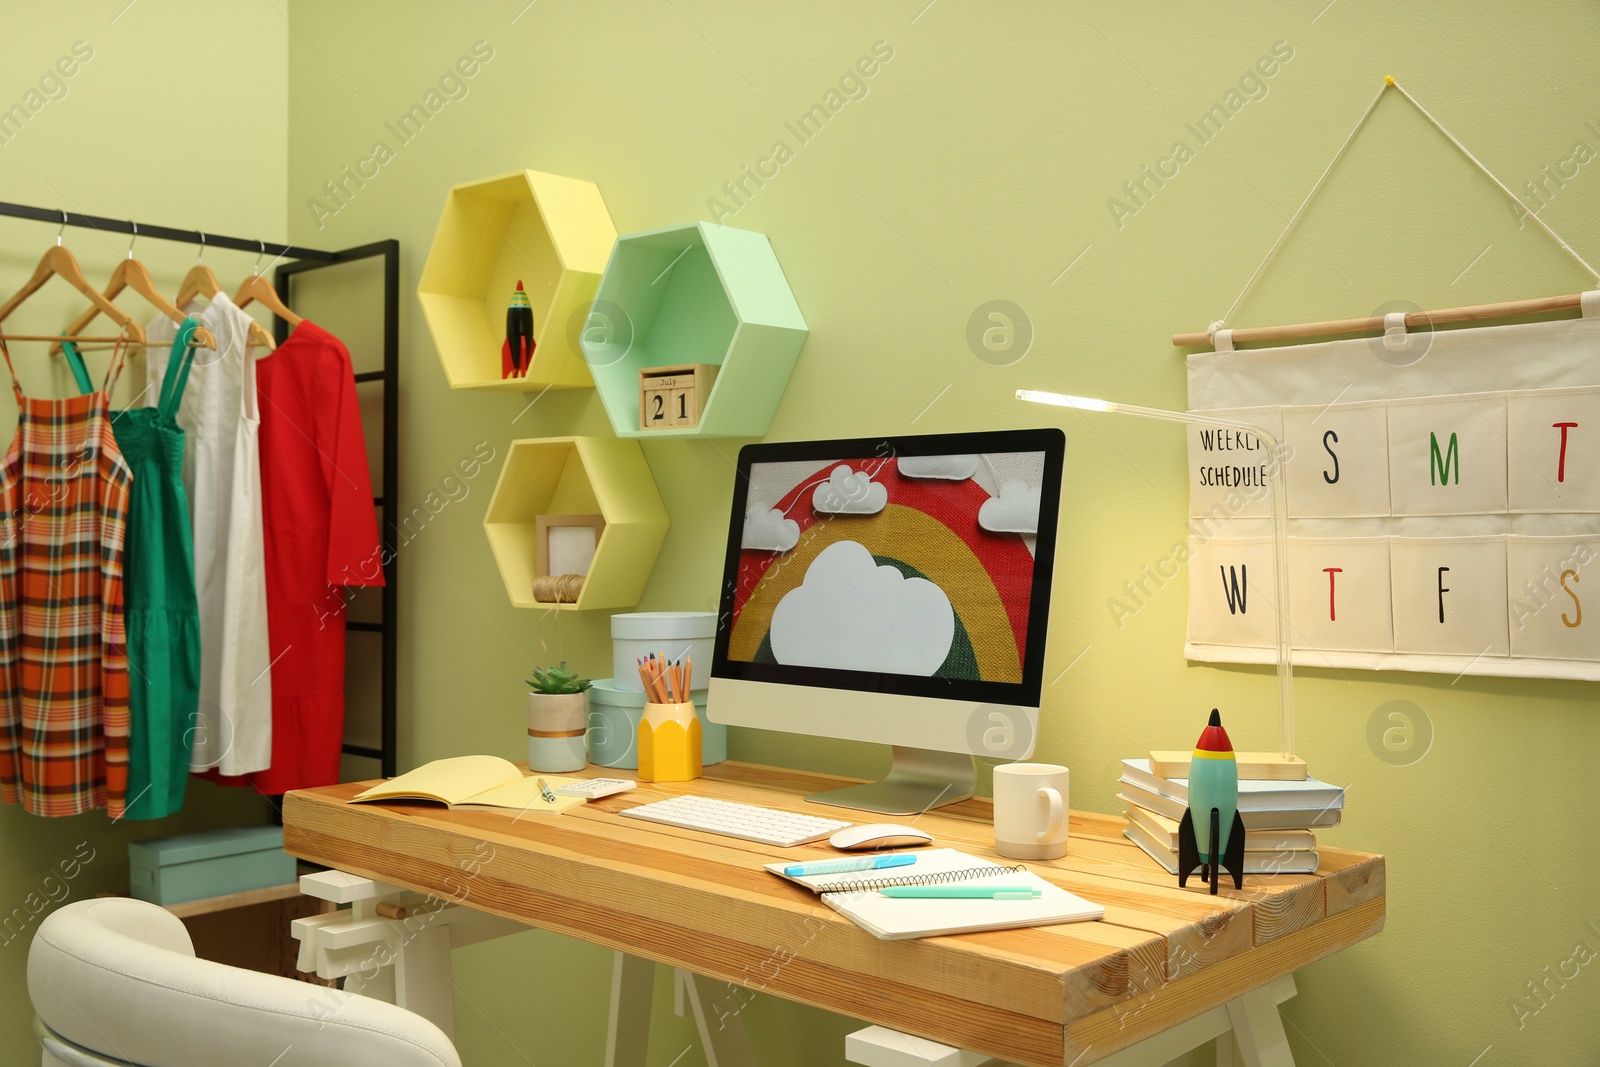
left=709, top=428, right=1066, bottom=814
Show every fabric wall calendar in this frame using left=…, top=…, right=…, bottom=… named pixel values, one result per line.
left=1183, top=292, right=1600, bottom=681
left=212, top=320, right=383, bottom=795
left=145, top=296, right=274, bottom=779
left=0, top=338, right=132, bottom=817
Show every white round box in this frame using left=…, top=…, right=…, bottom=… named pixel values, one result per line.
left=611, top=611, right=716, bottom=692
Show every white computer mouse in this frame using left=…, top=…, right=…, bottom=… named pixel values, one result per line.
left=829, top=823, right=935, bottom=851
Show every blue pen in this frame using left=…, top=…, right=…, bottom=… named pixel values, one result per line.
left=783, top=854, right=917, bottom=878
left=878, top=885, right=1041, bottom=899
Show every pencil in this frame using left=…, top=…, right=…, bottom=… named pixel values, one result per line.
left=646, top=654, right=667, bottom=703
left=636, top=655, right=663, bottom=701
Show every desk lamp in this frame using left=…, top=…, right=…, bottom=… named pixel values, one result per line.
left=1015, top=389, right=1298, bottom=763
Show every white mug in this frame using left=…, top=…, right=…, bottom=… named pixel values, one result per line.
left=993, top=763, right=1070, bottom=860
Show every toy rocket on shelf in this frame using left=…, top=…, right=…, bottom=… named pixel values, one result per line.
left=1176, top=708, right=1247, bottom=894
left=502, top=280, right=535, bottom=379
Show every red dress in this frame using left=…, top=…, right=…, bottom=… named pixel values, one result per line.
left=242, top=321, right=383, bottom=794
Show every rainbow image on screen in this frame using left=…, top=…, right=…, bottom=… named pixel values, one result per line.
left=727, top=451, right=1045, bottom=683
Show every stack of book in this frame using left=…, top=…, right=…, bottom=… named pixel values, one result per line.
left=1117, top=758, right=1345, bottom=876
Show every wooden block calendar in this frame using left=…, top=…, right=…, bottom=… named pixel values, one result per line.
left=639, top=364, right=718, bottom=431
left=1182, top=305, right=1600, bottom=682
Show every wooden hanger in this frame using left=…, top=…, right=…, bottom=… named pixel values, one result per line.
left=176, top=234, right=220, bottom=308
left=51, top=227, right=216, bottom=352
left=0, top=217, right=147, bottom=347
left=234, top=274, right=301, bottom=330
left=177, top=235, right=276, bottom=352
left=233, top=241, right=302, bottom=331
left=242, top=318, right=278, bottom=352
left=56, top=262, right=217, bottom=353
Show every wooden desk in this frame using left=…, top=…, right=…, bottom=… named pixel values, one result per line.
left=282, top=762, right=1384, bottom=1067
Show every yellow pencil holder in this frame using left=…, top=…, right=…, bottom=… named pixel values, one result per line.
left=637, top=702, right=702, bottom=783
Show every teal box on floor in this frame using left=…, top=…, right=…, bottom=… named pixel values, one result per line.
left=128, top=826, right=297, bottom=906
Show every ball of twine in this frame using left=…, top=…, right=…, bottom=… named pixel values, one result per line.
left=533, top=573, right=585, bottom=604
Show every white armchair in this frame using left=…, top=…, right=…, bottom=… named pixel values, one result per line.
left=28, top=897, right=462, bottom=1067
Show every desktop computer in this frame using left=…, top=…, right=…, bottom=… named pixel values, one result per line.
left=708, top=428, right=1066, bottom=815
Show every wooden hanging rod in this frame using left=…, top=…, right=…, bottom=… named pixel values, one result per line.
left=0, top=201, right=336, bottom=263
left=1172, top=291, right=1587, bottom=348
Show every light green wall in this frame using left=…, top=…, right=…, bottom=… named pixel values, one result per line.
left=0, top=1, right=288, bottom=1057
left=7, top=0, right=1595, bottom=1064
left=283, top=2, right=1600, bottom=1064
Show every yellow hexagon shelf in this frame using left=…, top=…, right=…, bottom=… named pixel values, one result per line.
left=483, top=436, right=669, bottom=610
left=419, top=170, right=617, bottom=391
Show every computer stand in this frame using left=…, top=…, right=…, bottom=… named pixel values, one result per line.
left=806, top=746, right=975, bottom=816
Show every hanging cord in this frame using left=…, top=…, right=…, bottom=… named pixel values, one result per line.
left=534, top=586, right=572, bottom=663
left=1387, top=79, right=1600, bottom=282
left=1210, top=81, right=1387, bottom=335
left=1210, top=77, right=1600, bottom=337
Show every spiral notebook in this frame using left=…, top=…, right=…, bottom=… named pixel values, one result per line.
left=764, top=848, right=1104, bottom=940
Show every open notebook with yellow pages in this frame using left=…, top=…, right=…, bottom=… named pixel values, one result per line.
left=351, top=755, right=586, bottom=814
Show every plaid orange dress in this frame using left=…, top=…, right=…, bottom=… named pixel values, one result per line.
left=0, top=338, right=133, bottom=817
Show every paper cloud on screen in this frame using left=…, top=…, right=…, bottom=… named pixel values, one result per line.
left=741, top=502, right=800, bottom=552
left=898, top=454, right=978, bottom=480
left=978, top=481, right=1041, bottom=534
left=812, top=464, right=888, bottom=515
left=770, top=541, right=955, bottom=675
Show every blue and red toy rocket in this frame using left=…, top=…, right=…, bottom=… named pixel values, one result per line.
left=1177, top=708, right=1247, bottom=893
left=502, top=280, right=535, bottom=379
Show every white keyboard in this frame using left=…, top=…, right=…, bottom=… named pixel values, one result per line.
left=620, top=794, right=852, bottom=847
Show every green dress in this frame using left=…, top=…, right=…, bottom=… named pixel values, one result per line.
left=64, top=322, right=203, bottom=820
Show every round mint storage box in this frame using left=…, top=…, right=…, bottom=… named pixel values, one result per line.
left=610, top=612, right=716, bottom=692
left=587, top=678, right=724, bottom=768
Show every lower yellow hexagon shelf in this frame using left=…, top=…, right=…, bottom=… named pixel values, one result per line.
left=483, top=436, right=668, bottom=610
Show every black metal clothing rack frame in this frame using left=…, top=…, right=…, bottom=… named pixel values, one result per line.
left=0, top=201, right=399, bottom=779
left=275, top=242, right=400, bottom=778
left=0, top=201, right=338, bottom=262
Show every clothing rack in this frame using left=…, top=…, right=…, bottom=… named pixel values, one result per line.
left=0, top=201, right=337, bottom=263
left=276, top=241, right=400, bottom=778
left=0, top=203, right=399, bottom=780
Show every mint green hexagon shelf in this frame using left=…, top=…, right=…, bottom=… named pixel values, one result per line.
left=581, top=222, right=808, bottom=438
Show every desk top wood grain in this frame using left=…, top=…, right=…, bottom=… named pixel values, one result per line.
left=282, top=762, right=1384, bottom=1067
